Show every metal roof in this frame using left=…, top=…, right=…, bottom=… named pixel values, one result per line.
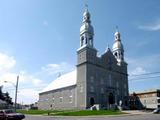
left=40, top=70, right=77, bottom=93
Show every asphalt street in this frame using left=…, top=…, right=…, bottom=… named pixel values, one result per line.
left=24, top=114, right=160, bottom=120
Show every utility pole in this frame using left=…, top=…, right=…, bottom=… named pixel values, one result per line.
left=14, top=75, right=19, bottom=112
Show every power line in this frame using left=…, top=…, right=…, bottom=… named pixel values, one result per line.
left=129, top=75, right=160, bottom=81
left=129, top=71, right=160, bottom=77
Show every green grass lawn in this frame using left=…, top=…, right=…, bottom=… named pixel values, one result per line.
left=17, top=109, right=125, bottom=116
left=17, top=109, right=63, bottom=115
left=54, top=110, right=124, bottom=116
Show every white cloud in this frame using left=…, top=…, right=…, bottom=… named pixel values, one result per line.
left=0, top=53, right=16, bottom=73
left=0, top=53, right=17, bottom=86
left=130, top=67, right=147, bottom=76
left=0, top=52, right=46, bottom=104
left=18, top=88, right=39, bottom=104
left=0, top=52, right=75, bottom=104
left=41, top=62, right=75, bottom=76
left=127, top=54, right=160, bottom=82
left=32, top=78, right=43, bottom=86
left=138, top=19, right=160, bottom=31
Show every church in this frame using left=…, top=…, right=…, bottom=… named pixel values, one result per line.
left=38, top=7, right=129, bottom=110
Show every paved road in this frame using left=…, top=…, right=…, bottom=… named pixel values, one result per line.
left=24, top=114, right=160, bottom=120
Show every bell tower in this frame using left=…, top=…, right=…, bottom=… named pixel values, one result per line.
left=76, top=5, right=97, bottom=109
left=79, top=5, right=94, bottom=48
left=112, top=28, right=124, bottom=64
left=77, top=5, right=97, bottom=65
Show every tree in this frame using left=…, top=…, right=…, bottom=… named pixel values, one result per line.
left=0, top=86, right=5, bottom=100
left=4, top=92, right=13, bottom=105
left=0, top=86, right=13, bottom=105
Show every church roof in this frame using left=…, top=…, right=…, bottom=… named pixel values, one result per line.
left=40, top=70, right=77, bottom=93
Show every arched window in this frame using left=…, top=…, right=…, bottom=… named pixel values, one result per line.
left=114, top=52, right=117, bottom=57
left=81, top=36, right=84, bottom=46
left=89, top=36, right=92, bottom=46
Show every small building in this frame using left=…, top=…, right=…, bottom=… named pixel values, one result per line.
left=129, top=89, right=160, bottom=110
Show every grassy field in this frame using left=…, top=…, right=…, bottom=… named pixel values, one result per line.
left=54, top=110, right=124, bottom=116
left=17, top=109, right=63, bottom=115
left=17, top=109, right=125, bottom=116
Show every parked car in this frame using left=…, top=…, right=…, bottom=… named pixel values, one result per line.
left=152, top=108, right=160, bottom=114
left=0, top=109, right=25, bottom=120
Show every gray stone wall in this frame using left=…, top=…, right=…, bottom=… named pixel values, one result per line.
left=38, top=85, right=76, bottom=110
left=78, top=48, right=129, bottom=109
left=76, top=63, right=87, bottom=109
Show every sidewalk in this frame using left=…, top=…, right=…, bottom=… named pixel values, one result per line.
left=122, top=110, right=152, bottom=115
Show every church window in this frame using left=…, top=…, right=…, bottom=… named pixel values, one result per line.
left=114, top=52, right=117, bottom=57
left=117, top=89, right=120, bottom=95
left=100, top=78, right=104, bottom=84
left=80, top=85, right=83, bottom=93
left=52, top=95, right=55, bottom=103
left=52, top=98, right=55, bottom=103
left=89, top=36, right=93, bottom=45
left=116, top=82, right=119, bottom=88
left=69, top=95, right=73, bottom=103
left=90, top=86, right=94, bottom=92
left=90, top=76, right=94, bottom=83
left=69, top=89, right=73, bottom=103
left=125, top=91, right=127, bottom=96
left=109, top=74, right=112, bottom=87
left=60, top=97, right=63, bottom=102
left=101, top=88, right=104, bottom=94
left=70, top=89, right=73, bottom=95
left=85, top=37, right=88, bottom=44
left=124, top=84, right=126, bottom=89
left=95, top=72, right=98, bottom=78
left=81, top=36, right=84, bottom=46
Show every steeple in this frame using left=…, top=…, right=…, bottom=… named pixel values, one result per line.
left=79, top=5, right=94, bottom=49
left=112, top=27, right=124, bottom=63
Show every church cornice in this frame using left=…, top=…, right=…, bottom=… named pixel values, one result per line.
left=76, top=61, right=128, bottom=76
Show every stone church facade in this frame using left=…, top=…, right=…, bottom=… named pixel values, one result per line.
left=38, top=7, right=129, bottom=110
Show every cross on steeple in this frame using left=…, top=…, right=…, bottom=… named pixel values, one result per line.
left=85, top=4, right=88, bottom=9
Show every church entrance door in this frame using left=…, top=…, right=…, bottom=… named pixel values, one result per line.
left=108, top=93, right=115, bottom=104
left=90, top=97, right=95, bottom=106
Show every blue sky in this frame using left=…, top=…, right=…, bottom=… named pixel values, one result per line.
left=0, top=0, right=160, bottom=104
